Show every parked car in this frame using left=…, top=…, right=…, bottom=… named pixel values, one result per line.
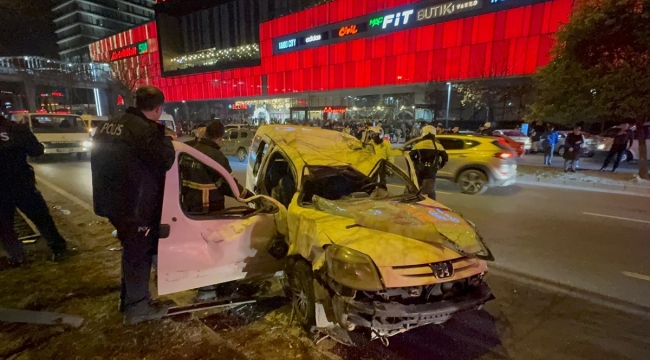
left=553, top=131, right=601, bottom=158
left=401, top=134, right=517, bottom=195
left=491, top=134, right=526, bottom=157
left=598, top=123, right=650, bottom=162
left=221, top=128, right=253, bottom=162
left=491, top=129, right=531, bottom=152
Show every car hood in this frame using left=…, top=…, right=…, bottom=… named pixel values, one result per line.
left=287, top=196, right=492, bottom=269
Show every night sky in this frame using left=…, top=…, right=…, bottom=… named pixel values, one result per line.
left=0, top=0, right=59, bottom=58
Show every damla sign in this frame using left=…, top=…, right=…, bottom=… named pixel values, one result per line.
left=110, top=40, right=149, bottom=61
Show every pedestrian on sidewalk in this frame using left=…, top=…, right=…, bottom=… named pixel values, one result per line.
left=0, top=116, right=69, bottom=267
left=600, top=122, right=633, bottom=172
left=91, top=86, right=175, bottom=325
left=563, top=125, right=584, bottom=173
left=543, top=124, right=559, bottom=165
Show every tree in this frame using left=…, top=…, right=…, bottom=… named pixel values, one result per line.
left=529, top=0, right=649, bottom=178
left=108, top=61, right=151, bottom=108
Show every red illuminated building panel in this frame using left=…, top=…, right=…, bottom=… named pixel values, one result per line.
left=90, top=0, right=574, bottom=103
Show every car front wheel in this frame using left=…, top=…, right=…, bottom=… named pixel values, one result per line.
left=621, top=150, right=633, bottom=162
left=288, top=259, right=316, bottom=330
left=237, top=147, right=247, bottom=162
left=557, top=146, right=565, bottom=157
left=458, top=169, right=489, bottom=195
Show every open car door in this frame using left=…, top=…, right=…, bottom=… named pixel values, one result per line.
left=158, top=142, right=288, bottom=296
left=398, top=141, right=421, bottom=188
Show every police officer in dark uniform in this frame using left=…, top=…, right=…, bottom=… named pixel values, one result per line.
left=0, top=115, right=68, bottom=266
left=91, top=86, right=175, bottom=325
left=182, top=120, right=251, bottom=214
left=410, top=125, right=448, bottom=200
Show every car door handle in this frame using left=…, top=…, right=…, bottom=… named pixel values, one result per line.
left=458, top=154, right=467, bottom=158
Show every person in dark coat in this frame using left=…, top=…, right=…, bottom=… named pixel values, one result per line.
left=600, top=122, right=634, bottom=172
left=0, top=115, right=68, bottom=266
left=563, top=125, right=584, bottom=173
left=182, top=121, right=251, bottom=213
left=91, top=86, right=175, bottom=325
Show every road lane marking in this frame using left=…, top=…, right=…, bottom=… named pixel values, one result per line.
left=623, top=271, right=650, bottom=282
left=583, top=212, right=650, bottom=224
left=35, top=175, right=94, bottom=212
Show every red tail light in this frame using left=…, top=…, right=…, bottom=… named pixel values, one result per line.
left=495, top=152, right=514, bottom=159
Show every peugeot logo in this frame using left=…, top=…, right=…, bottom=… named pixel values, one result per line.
left=431, top=261, right=454, bottom=279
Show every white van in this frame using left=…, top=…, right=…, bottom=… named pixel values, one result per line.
left=11, top=113, right=92, bottom=160
left=80, top=115, right=109, bottom=137
left=158, top=113, right=176, bottom=134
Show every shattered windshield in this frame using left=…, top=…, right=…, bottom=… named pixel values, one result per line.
left=300, top=160, right=418, bottom=203
left=313, top=196, right=493, bottom=260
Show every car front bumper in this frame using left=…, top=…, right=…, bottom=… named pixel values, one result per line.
left=338, top=282, right=493, bottom=336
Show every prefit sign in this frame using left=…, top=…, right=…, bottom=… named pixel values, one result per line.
left=272, top=0, right=546, bottom=55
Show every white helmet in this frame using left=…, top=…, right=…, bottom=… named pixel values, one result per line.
left=421, top=125, right=436, bottom=136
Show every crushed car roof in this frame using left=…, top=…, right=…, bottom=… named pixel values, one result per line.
left=257, top=125, right=382, bottom=175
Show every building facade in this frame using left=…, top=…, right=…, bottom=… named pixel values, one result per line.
left=53, top=0, right=155, bottom=63
left=90, top=0, right=574, bottom=124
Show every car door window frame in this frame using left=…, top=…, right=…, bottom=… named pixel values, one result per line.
left=177, top=152, right=266, bottom=220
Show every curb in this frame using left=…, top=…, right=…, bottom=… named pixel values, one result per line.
left=488, top=265, right=650, bottom=318
left=517, top=176, right=650, bottom=197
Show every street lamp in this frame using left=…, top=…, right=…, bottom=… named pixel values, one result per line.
left=445, top=82, right=452, bottom=128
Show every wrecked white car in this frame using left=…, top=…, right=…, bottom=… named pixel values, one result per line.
left=158, top=126, right=494, bottom=345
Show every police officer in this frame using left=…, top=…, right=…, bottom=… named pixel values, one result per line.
left=0, top=115, right=68, bottom=266
left=367, top=126, right=395, bottom=163
left=182, top=120, right=252, bottom=214
left=411, top=125, right=448, bottom=200
left=91, top=86, right=175, bottom=325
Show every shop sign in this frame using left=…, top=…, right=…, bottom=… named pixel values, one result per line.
left=305, top=34, right=322, bottom=43
left=368, top=9, right=415, bottom=29
left=278, top=39, right=297, bottom=50
left=323, top=107, right=346, bottom=114
left=231, top=103, right=249, bottom=109
left=338, top=25, right=359, bottom=37
left=110, top=41, right=148, bottom=61
left=417, top=1, right=481, bottom=21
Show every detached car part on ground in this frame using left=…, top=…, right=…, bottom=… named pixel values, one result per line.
left=158, top=127, right=494, bottom=346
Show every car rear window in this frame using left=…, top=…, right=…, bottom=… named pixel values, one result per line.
left=492, top=140, right=513, bottom=151
left=241, top=131, right=249, bottom=138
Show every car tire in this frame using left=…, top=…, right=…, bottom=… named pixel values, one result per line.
left=557, top=146, right=565, bottom=157
left=76, top=152, right=87, bottom=161
left=288, top=259, right=316, bottom=330
left=622, top=150, right=633, bottom=162
left=458, top=169, right=489, bottom=195
left=237, top=147, right=247, bottom=162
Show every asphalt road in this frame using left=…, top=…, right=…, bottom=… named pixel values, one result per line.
left=31, top=154, right=650, bottom=310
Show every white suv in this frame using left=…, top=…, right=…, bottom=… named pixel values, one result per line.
left=599, top=122, right=650, bottom=162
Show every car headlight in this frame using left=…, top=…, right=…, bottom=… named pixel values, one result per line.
left=597, top=144, right=605, bottom=150
left=325, top=245, right=383, bottom=291
left=82, top=141, right=92, bottom=148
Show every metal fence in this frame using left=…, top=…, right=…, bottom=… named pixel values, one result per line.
left=0, top=56, right=112, bottom=83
